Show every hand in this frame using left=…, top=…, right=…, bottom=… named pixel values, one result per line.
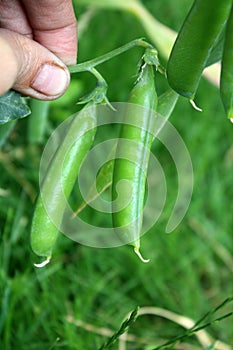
left=0, top=0, right=77, bottom=100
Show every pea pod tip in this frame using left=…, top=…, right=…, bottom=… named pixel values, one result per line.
left=34, top=257, right=51, bottom=268
left=189, top=99, right=202, bottom=112
left=134, top=247, right=150, bottom=263
left=227, top=109, right=233, bottom=123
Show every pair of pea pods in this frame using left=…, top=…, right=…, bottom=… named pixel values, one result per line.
left=167, top=0, right=233, bottom=119
left=32, top=0, right=232, bottom=265
left=30, top=56, right=179, bottom=265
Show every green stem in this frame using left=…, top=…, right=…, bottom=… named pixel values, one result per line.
left=130, top=1, right=176, bottom=59
left=0, top=121, right=16, bottom=149
left=98, top=307, right=139, bottom=350
left=77, top=0, right=220, bottom=86
left=77, top=0, right=176, bottom=59
left=151, top=296, right=233, bottom=350
left=27, top=99, right=50, bottom=144
left=78, top=0, right=138, bottom=10
left=68, top=38, right=152, bottom=74
left=89, top=68, right=106, bottom=83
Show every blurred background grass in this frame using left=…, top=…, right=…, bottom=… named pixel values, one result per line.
left=0, top=0, right=233, bottom=349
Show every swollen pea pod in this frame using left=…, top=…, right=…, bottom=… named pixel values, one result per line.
left=167, top=0, right=232, bottom=105
left=220, top=4, right=233, bottom=121
left=112, top=64, right=157, bottom=262
left=72, top=89, right=178, bottom=217
left=30, top=104, right=97, bottom=266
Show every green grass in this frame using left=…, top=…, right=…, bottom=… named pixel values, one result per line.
left=1, top=1, right=233, bottom=349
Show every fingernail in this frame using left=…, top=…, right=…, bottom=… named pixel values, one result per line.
left=31, top=63, right=69, bottom=96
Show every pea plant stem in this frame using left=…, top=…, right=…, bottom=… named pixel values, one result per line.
left=78, top=0, right=220, bottom=86
left=27, top=99, right=50, bottom=144
left=68, top=38, right=152, bottom=74
left=0, top=121, right=16, bottom=149
left=78, top=0, right=138, bottom=10
left=78, top=0, right=176, bottom=59
left=89, top=68, right=106, bottom=83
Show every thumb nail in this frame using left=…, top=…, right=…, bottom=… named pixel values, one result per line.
left=31, top=63, right=69, bottom=97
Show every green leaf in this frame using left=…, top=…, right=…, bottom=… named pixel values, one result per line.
left=0, top=90, right=31, bottom=124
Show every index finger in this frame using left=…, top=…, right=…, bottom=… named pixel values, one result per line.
left=22, top=0, right=77, bottom=65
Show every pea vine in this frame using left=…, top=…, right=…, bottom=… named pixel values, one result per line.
left=0, top=27, right=225, bottom=125
left=0, top=38, right=155, bottom=124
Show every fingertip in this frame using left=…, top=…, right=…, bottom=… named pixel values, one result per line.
left=0, top=29, right=71, bottom=100
left=28, top=62, right=70, bottom=99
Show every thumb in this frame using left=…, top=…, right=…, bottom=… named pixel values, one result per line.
left=0, top=29, right=70, bottom=100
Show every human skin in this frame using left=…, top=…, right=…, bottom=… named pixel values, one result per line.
left=0, top=0, right=77, bottom=100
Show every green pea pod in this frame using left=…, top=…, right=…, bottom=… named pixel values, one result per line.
left=155, top=89, right=178, bottom=126
left=30, top=104, right=97, bottom=266
left=73, top=145, right=116, bottom=216
left=220, top=4, right=233, bottom=121
left=73, top=89, right=178, bottom=216
left=167, top=0, right=232, bottom=101
left=112, top=64, right=157, bottom=262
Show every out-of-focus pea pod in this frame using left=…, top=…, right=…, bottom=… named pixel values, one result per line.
left=220, top=4, right=233, bottom=122
left=167, top=0, right=232, bottom=105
